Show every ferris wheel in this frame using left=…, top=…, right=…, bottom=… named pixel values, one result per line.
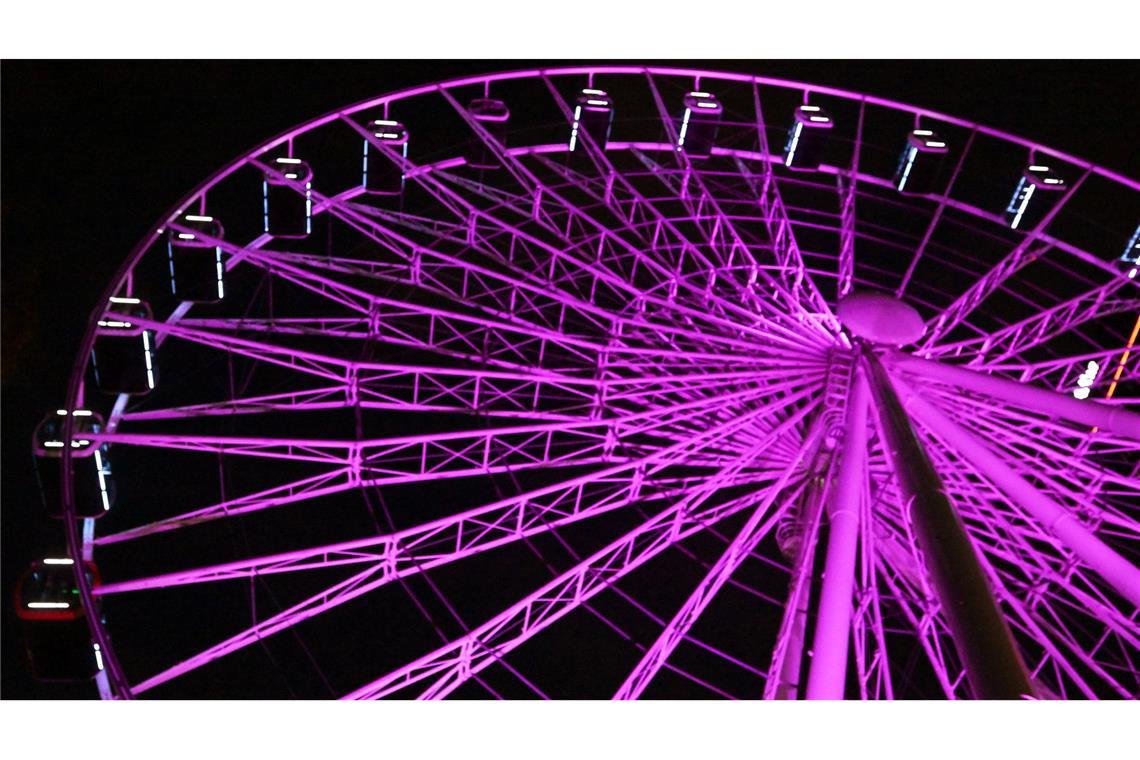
left=18, top=65, right=1140, bottom=700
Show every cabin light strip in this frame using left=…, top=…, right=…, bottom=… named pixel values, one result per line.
left=216, top=248, right=225, bottom=300
left=94, top=448, right=111, bottom=511
left=677, top=108, right=692, bottom=149
left=897, top=146, right=919, bottom=192
left=569, top=105, right=583, bottom=152
left=1010, top=181, right=1036, bottom=230
left=142, top=330, right=156, bottom=389
left=785, top=121, right=804, bottom=167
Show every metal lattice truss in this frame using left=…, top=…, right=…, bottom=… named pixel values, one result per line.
left=57, top=66, right=1139, bottom=700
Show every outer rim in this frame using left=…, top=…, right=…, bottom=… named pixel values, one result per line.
left=59, top=64, right=1139, bottom=699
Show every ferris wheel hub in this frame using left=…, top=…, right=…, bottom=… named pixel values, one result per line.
left=836, top=292, right=926, bottom=346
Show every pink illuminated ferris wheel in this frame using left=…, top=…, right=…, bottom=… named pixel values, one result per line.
left=24, top=66, right=1140, bottom=700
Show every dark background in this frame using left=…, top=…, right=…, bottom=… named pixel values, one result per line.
left=3, top=60, right=1138, bottom=699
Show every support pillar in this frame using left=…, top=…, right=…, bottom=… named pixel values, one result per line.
left=886, top=369, right=1140, bottom=609
left=863, top=348, right=1037, bottom=699
left=805, top=367, right=870, bottom=699
left=884, top=350, right=1140, bottom=440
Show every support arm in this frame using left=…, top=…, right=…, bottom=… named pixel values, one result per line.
left=883, top=350, right=1140, bottom=440
left=883, top=366, right=1140, bottom=609
left=863, top=348, right=1036, bottom=699
left=804, top=367, right=870, bottom=698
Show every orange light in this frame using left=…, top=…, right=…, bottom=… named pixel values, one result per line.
left=1104, top=313, right=1140, bottom=401
left=1090, top=312, right=1140, bottom=434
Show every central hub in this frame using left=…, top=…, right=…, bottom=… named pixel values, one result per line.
left=836, top=292, right=926, bottom=346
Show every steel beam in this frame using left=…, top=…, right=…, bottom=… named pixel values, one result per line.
left=862, top=348, right=1037, bottom=699
left=805, top=367, right=870, bottom=698
left=884, top=368, right=1140, bottom=610
left=883, top=351, right=1140, bottom=440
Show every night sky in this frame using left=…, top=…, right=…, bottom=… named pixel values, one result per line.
left=2, top=60, right=1137, bottom=699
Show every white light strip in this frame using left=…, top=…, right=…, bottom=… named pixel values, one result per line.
left=372, top=119, right=398, bottom=126
left=688, top=91, right=710, bottom=98
left=216, top=249, right=225, bottom=300
left=925, top=140, right=946, bottom=148
left=98, top=320, right=133, bottom=329
left=94, top=643, right=105, bottom=671
left=184, top=214, right=213, bottom=222
left=801, top=105, right=820, bottom=112
left=94, top=448, right=111, bottom=511
left=808, top=115, right=830, bottom=123
left=913, top=129, right=933, bottom=136
left=142, top=330, right=156, bottom=389
left=177, top=233, right=196, bottom=240
left=897, top=145, right=918, bottom=192
left=28, top=602, right=71, bottom=609
left=582, top=88, right=606, bottom=96
left=585, top=99, right=609, bottom=107
left=677, top=107, right=692, bottom=149
left=44, top=441, right=65, bottom=448
left=276, top=157, right=302, bottom=164
left=43, top=558, right=75, bottom=565
left=1011, top=182, right=1036, bottom=230
left=568, top=105, right=582, bottom=152
left=785, top=121, right=804, bottom=167
left=108, top=296, right=140, bottom=305
left=306, top=184, right=312, bottom=234
left=1028, top=164, right=1050, bottom=172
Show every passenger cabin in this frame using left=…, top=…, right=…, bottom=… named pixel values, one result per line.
left=569, top=88, right=614, bottom=153
left=91, top=297, right=157, bottom=395
left=894, top=129, right=949, bottom=195
left=16, top=558, right=103, bottom=681
left=466, top=98, right=510, bottom=170
left=34, top=409, right=115, bottom=518
left=1004, top=164, right=1066, bottom=230
left=263, top=157, right=313, bottom=238
left=677, top=91, right=723, bottom=160
left=1117, top=224, right=1139, bottom=279
left=362, top=119, right=409, bottom=195
left=783, top=105, right=834, bottom=171
left=167, top=213, right=225, bottom=303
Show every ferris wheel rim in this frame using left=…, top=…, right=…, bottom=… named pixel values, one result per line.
left=54, top=64, right=1139, bottom=700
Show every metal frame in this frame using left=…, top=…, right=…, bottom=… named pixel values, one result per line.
left=50, top=65, right=1139, bottom=700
